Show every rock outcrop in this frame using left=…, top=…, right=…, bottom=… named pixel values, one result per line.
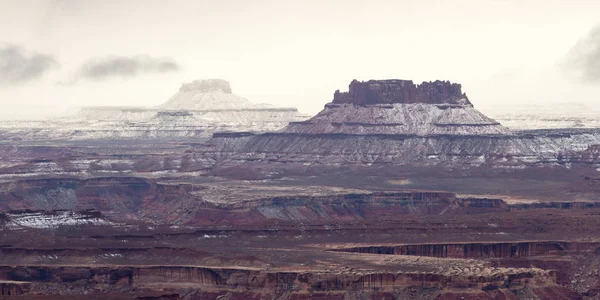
left=0, top=264, right=561, bottom=299
left=332, top=79, right=470, bottom=106
left=331, top=241, right=600, bottom=259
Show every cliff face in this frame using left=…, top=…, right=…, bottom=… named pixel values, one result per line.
left=332, top=241, right=600, bottom=259
left=0, top=177, right=200, bottom=224
left=332, top=79, right=470, bottom=106
left=3, top=177, right=600, bottom=227
left=0, top=264, right=560, bottom=299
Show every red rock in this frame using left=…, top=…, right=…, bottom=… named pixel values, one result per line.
left=332, top=79, right=470, bottom=106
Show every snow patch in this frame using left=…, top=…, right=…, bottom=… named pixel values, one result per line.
left=5, top=211, right=114, bottom=229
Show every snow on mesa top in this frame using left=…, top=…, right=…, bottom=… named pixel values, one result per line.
left=160, top=79, right=273, bottom=110
left=285, top=79, right=510, bottom=136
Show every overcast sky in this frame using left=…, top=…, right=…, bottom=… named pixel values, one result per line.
left=1, top=0, right=599, bottom=119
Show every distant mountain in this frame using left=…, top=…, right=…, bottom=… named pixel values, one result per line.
left=0, top=79, right=308, bottom=141
left=160, top=79, right=273, bottom=110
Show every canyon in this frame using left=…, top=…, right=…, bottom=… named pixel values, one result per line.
left=0, top=79, right=599, bottom=299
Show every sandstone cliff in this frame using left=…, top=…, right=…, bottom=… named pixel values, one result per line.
left=332, top=79, right=470, bottom=106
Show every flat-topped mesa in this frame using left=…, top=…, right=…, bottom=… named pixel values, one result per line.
left=179, top=79, right=232, bottom=94
left=332, top=79, right=471, bottom=106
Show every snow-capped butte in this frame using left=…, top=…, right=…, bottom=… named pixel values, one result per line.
left=160, top=79, right=274, bottom=111
left=285, top=79, right=510, bottom=136
left=202, top=79, right=600, bottom=169
left=0, top=79, right=309, bottom=141
left=285, top=103, right=509, bottom=136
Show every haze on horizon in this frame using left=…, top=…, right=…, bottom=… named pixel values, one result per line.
left=1, top=0, right=600, bottom=120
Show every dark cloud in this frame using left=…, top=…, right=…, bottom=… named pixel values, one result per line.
left=562, top=25, right=600, bottom=84
left=0, top=45, right=58, bottom=86
left=76, top=55, right=180, bottom=80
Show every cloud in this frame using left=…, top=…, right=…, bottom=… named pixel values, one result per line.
left=0, top=45, right=58, bottom=86
left=76, top=55, right=180, bottom=80
left=561, top=25, right=600, bottom=84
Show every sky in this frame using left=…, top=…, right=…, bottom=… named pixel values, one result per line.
left=0, top=0, right=599, bottom=119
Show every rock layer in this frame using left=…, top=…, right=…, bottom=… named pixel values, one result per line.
left=0, top=264, right=559, bottom=299
left=332, top=79, right=470, bottom=105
